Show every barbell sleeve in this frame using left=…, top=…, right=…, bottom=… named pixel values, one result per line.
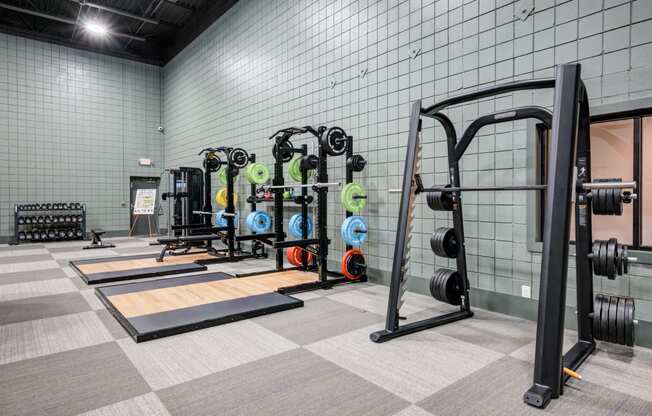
left=389, top=180, right=636, bottom=193
left=263, top=182, right=341, bottom=190
left=583, top=180, right=636, bottom=190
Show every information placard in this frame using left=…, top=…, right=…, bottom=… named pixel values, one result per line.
left=133, top=189, right=157, bottom=215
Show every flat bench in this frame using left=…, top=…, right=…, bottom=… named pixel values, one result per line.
left=83, top=228, right=116, bottom=250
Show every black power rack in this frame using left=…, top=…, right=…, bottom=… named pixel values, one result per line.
left=156, top=147, right=266, bottom=263
left=11, top=202, right=86, bottom=245
left=370, top=64, right=638, bottom=409
left=236, top=126, right=368, bottom=293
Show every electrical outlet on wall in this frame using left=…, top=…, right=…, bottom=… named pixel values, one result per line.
left=521, top=285, right=531, bottom=298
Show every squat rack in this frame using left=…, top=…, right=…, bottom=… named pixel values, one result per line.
left=370, top=64, right=637, bottom=409
left=238, top=126, right=368, bottom=292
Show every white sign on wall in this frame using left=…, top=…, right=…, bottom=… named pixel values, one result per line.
left=133, top=189, right=157, bottom=215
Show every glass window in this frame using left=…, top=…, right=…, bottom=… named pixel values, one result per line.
left=568, top=120, right=634, bottom=244
left=643, top=117, right=652, bottom=247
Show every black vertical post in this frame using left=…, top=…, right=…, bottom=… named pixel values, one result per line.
left=203, top=162, right=213, bottom=249
left=345, top=136, right=353, bottom=253
left=317, top=141, right=329, bottom=282
left=249, top=153, right=260, bottom=256
left=274, top=144, right=285, bottom=270
left=574, top=89, right=595, bottom=345
left=436, top=113, right=470, bottom=312
left=525, top=64, right=582, bottom=408
left=384, top=100, right=422, bottom=331
left=301, top=145, right=309, bottom=268
left=226, top=159, right=236, bottom=257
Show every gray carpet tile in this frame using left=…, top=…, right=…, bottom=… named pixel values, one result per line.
left=158, top=348, right=409, bottom=416
left=0, top=277, right=77, bottom=302
left=254, top=297, right=384, bottom=345
left=80, top=288, right=105, bottom=309
left=96, top=309, right=130, bottom=340
left=417, top=356, right=652, bottom=416
left=392, top=406, right=435, bottom=416
left=0, top=259, right=60, bottom=274
left=0, top=342, right=151, bottom=416
left=0, top=253, right=53, bottom=264
left=0, top=243, right=45, bottom=251
left=0, top=292, right=91, bottom=325
left=76, top=393, right=171, bottom=416
left=48, top=245, right=97, bottom=253
left=574, top=343, right=652, bottom=403
left=306, top=324, right=504, bottom=403
left=0, top=310, right=114, bottom=365
left=418, top=307, right=537, bottom=354
left=51, top=249, right=119, bottom=261
left=0, top=267, right=67, bottom=285
left=0, top=247, right=49, bottom=258
left=326, top=284, right=448, bottom=317
left=118, top=320, right=298, bottom=390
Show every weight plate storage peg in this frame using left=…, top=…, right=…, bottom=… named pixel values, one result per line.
left=426, top=190, right=455, bottom=211
left=320, top=127, right=348, bottom=156
left=340, top=216, right=368, bottom=247
left=341, top=182, right=367, bottom=213
left=215, top=188, right=238, bottom=207
left=215, top=210, right=238, bottom=228
left=346, top=154, right=367, bottom=172
left=245, top=163, right=270, bottom=184
left=218, top=168, right=238, bottom=186
left=289, top=156, right=314, bottom=182
left=228, top=147, right=249, bottom=168
left=593, top=294, right=635, bottom=346
left=273, top=140, right=294, bottom=162
left=429, top=269, right=467, bottom=306
left=341, top=249, right=366, bottom=280
left=591, top=239, right=630, bottom=279
left=246, top=211, right=271, bottom=233
left=288, top=213, right=313, bottom=238
left=430, top=227, right=458, bottom=258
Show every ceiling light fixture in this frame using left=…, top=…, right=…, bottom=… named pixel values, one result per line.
left=84, top=21, right=108, bottom=36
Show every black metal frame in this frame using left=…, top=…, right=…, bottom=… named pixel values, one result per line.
left=234, top=126, right=368, bottom=292
left=369, top=64, right=605, bottom=409
left=10, top=203, right=87, bottom=245
left=157, top=148, right=266, bottom=263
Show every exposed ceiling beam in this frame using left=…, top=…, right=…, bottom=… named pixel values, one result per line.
left=0, top=2, right=147, bottom=42
left=76, top=1, right=159, bottom=25
left=0, top=23, right=162, bottom=65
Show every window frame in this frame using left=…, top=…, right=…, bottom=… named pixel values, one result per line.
left=526, top=97, right=652, bottom=264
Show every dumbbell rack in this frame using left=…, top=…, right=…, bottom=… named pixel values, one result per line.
left=11, top=203, right=86, bottom=245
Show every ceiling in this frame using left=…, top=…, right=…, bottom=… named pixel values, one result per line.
left=0, top=0, right=238, bottom=65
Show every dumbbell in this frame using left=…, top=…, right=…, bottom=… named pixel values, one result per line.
left=58, top=216, right=65, bottom=223
left=44, top=215, right=52, bottom=224
left=18, top=216, right=25, bottom=225
left=18, top=232, right=26, bottom=241
left=39, top=231, right=48, bottom=240
left=66, top=229, right=74, bottom=238
left=76, top=229, right=83, bottom=238
left=24, top=216, right=31, bottom=224
left=75, top=203, right=82, bottom=209
left=45, top=203, right=52, bottom=210
left=37, top=216, right=44, bottom=225
left=25, top=231, right=33, bottom=240
left=58, top=230, right=67, bottom=239
left=77, top=215, right=83, bottom=223
left=31, top=231, right=39, bottom=241
left=48, top=229, right=56, bottom=239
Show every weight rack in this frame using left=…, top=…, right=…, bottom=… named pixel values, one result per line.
left=369, top=64, right=638, bottom=409
left=238, top=126, right=368, bottom=292
left=11, top=203, right=86, bottom=245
